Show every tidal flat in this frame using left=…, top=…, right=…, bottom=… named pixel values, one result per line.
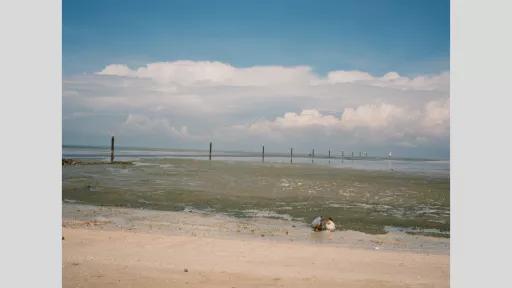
left=63, top=157, right=449, bottom=236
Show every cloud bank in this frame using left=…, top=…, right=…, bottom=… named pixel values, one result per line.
left=64, top=60, right=449, bottom=158
left=97, top=60, right=448, bottom=91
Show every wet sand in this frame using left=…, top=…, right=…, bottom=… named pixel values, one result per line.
left=63, top=204, right=449, bottom=287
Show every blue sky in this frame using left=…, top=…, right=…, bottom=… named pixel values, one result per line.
left=64, top=0, right=449, bottom=76
left=63, top=0, right=450, bottom=158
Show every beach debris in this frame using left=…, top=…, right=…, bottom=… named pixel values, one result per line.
left=62, top=158, right=133, bottom=166
left=184, top=268, right=188, bottom=272
left=81, top=219, right=110, bottom=227
left=261, top=234, right=265, bottom=237
left=311, top=216, right=336, bottom=232
left=62, top=159, right=81, bottom=166
left=62, top=236, right=65, bottom=240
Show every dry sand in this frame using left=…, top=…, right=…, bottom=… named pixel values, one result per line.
left=63, top=204, right=449, bottom=288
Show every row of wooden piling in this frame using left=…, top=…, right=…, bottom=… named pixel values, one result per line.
left=207, top=142, right=370, bottom=163
left=108, top=137, right=373, bottom=164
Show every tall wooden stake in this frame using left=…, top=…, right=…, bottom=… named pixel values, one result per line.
left=262, top=145, right=265, bottom=162
left=110, top=136, right=114, bottom=163
left=290, top=148, right=293, bottom=163
left=209, top=142, right=212, bottom=160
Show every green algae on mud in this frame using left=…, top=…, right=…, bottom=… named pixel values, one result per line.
left=62, top=158, right=449, bottom=236
left=62, top=159, right=134, bottom=166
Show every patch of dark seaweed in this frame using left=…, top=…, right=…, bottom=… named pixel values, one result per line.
left=405, top=231, right=450, bottom=238
left=62, top=158, right=133, bottom=166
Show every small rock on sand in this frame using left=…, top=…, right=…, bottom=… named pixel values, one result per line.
left=184, top=268, right=188, bottom=272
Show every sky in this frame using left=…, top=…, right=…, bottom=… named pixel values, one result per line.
left=63, top=0, right=450, bottom=158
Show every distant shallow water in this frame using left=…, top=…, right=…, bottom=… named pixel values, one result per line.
left=63, top=146, right=449, bottom=177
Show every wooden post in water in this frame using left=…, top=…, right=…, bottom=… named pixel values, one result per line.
left=341, top=151, right=344, bottom=160
left=290, top=148, right=293, bottom=163
left=359, top=152, right=362, bottom=158
left=351, top=152, right=354, bottom=158
left=262, top=145, right=265, bottom=162
left=110, top=136, right=115, bottom=163
left=209, top=142, right=212, bottom=160
left=328, top=149, right=331, bottom=159
left=311, top=149, right=315, bottom=163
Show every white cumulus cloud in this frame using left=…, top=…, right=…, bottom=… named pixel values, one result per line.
left=326, top=70, right=374, bottom=83
left=340, top=103, right=409, bottom=129
left=325, top=70, right=449, bottom=91
left=97, top=60, right=447, bottom=91
left=98, top=60, right=316, bottom=87
left=63, top=60, right=450, bottom=157
left=239, top=101, right=448, bottom=146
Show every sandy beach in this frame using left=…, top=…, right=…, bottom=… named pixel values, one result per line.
left=63, top=204, right=449, bottom=287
